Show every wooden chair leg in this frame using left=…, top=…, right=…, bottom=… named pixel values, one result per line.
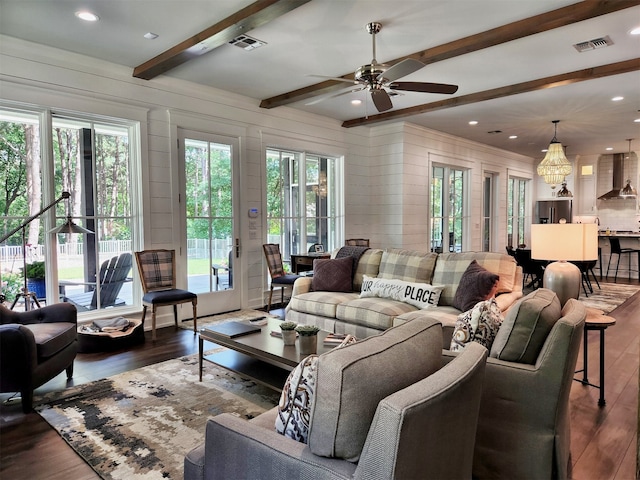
left=267, top=286, right=274, bottom=313
left=141, top=305, right=148, bottom=326
left=66, top=362, right=74, bottom=379
left=192, top=301, right=197, bottom=334
left=152, top=306, right=157, bottom=341
left=173, top=304, right=179, bottom=327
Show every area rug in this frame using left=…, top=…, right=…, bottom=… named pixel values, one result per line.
left=577, top=282, right=639, bottom=313
left=179, top=308, right=279, bottom=331
left=35, top=353, right=281, bottom=480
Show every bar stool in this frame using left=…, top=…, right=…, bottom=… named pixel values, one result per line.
left=606, top=237, right=640, bottom=282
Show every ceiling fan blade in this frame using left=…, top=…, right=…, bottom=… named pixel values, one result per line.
left=381, top=58, right=425, bottom=82
left=305, top=87, right=365, bottom=106
left=371, top=89, right=393, bottom=112
left=389, top=81, right=459, bottom=95
left=306, top=74, right=358, bottom=84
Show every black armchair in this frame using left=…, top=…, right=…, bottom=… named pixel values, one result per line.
left=0, top=303, right=78, bottom=412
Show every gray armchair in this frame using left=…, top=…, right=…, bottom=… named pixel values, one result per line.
left=0, top=303, right=78, bottom=412
left=443, top=296, right=586, bottom=479
left=184, top=341, right=488, bottom=480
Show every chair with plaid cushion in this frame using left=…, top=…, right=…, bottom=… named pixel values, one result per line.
left=135, top=249, right=197, bottom=341
left=263, top=244, right=300, bottom=313
left=346, top=238, right=370, bottom=247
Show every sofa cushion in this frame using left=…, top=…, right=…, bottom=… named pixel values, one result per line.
left=353, top=249, right=383, bottom=292
left=490, top=288, right=561, bottom=364
left=311, top=256, right=353, bottom=292
left=337, top=297, right=417, bottom=330
left=308, top=319, right=443, bottom=462
left=289, top=291, right=358, bottom=318
left=433, top=252, right=517, bottom=306
left=452, top=260, right=499, bottom=312
left=377, top=249, right=437, bottom=284
left=360, top=275, right=443, bottom=309
left=450, top=298, right=503, bottom=351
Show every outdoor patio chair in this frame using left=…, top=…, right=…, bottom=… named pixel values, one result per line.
left=64, top=252, right=133, bottom=311
left=135, top=249, right=197, bottom=341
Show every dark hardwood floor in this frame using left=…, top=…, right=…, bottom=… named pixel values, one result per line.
left=1, top=282, right=638, bottom=480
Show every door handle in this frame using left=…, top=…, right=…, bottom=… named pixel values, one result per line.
left=235, top=238, right=240, bottom=258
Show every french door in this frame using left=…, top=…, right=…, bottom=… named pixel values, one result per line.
left=179, top=129, right=241, bottom=314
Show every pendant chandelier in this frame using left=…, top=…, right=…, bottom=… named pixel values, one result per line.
left=537, top=120, right=572, bottom=189
left=619, top=138, right=637, bottom=199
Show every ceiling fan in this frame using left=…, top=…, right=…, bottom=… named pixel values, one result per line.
left=309, top=22, right=459, bottom=112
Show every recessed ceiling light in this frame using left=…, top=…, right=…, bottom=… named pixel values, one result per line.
left=75, top=10, right=99, bottom=22
left=630, top=26, right=640, bottom=35
left=468, top=120, right=478, bottom=125
left=634, top=118, right=640, bottom=123
left=541, top=149, right=548, bottom=153
left=509, top=135, right=517, bottom=139
left=605, top=147, right=613, bottom=151
left=144, top=32, right=159, bottom=40
left=611, top=96, right=624, bottom=101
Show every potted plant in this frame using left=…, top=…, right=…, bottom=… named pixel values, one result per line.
left=279, top=321, right=298, bottom=345
left=296, top=324, right=320, bottom=354
left=22, top=261, right=46, bottom=299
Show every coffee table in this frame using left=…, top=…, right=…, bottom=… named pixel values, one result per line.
left=199, top=317, right=333, bottom=391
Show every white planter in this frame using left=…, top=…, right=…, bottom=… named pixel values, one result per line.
left=281, top=330, right=297, bottom=346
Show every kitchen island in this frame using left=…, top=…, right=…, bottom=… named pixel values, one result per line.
left=598, top=232, right=640, bottom=281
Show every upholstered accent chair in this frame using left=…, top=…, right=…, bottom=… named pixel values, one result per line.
left=345, top=238, right=370, bottom=247
left=262, top=244, right=300, bottom=312
left=135, top=249, right=197, bottom=341
left=0, top=303, right=78, bottom=412
left=184, top=319, right=488, bottom=480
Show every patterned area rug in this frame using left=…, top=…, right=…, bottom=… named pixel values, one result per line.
left=35, top=353, right=280, bottom=479
left=179, top=308, right=279, bottom=331
left=577, top=282, right=639, bottom=313
left=524, top=282, right=639, bottom=314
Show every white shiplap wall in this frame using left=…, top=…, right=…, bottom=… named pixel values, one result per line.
left=1, top=34, right=536, bottom=325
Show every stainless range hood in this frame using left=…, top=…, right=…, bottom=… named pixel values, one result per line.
left=598, top=153, right=637, bottom=200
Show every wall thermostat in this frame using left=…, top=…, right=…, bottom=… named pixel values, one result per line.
left=248, top=208, right=259, bottom=218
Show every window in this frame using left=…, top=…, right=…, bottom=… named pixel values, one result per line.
left=0, top=106, right=138, bottom=313
left=266, top=148, right=341, bottom=264
left=482, top=173, right=494, bottom=252
left=431, top=166, right=466, bottom=253
left=507, top=177, right=528, bottom=248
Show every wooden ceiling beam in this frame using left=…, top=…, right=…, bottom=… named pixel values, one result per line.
left=133, top=0, right=311, bottom=80
left=259, top=0, right=637, bottom=109
left=341, top=58, right=640, bottom=128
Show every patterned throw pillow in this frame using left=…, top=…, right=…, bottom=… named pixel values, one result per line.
left=275, top=335, right=357, bottom=443
left=452, top=260, right=500, bottom=312
left=359, top=275, right=443, bottom=309
left=311, top=256, right=353, bottom=292
left=450, top=298, right=503, bottom=352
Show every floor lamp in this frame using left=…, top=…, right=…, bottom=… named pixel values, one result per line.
left=531, top=223, right=598, bottom=306
left=0, top=191, right=92, bottom=310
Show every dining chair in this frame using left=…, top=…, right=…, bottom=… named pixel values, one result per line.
left=514, top=248, right=544, bottom=290
left=606, top=237, right=640, bottom=282
left=345, top=238, right=370, bottom=247
left=262, top=244, right=300, bottom=313
left=135, top=249, right=197, bottom=341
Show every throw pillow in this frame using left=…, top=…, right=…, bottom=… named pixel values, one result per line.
left=450, top=298, right=503, bottom=352
left=452, top=260, right=500, bottom=312
left=275, top=335, right=357, bottom=443
left=311, top=256, right=353, bottom=292
left=359, top=275, right=443, bottom=309
left=490, top=288, right=561, bottom=364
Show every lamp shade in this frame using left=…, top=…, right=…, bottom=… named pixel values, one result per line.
left=49, top=216, right=93, bottom=234
left=531, top=224, right=598, bottom=261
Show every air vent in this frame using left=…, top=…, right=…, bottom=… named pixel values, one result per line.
left=229, top=34, right=267, bottom=51
left=573, top=35, right=613, bottom=53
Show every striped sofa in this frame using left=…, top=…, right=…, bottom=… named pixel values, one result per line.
left=285, top=248, right=523, bottom=347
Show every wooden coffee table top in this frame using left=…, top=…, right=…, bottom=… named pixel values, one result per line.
left=199, top=317, right=334, bottom=370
